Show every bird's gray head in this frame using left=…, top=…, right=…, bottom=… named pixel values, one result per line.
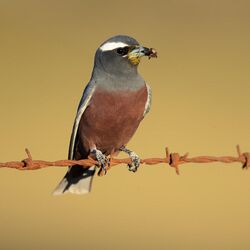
left=93, top=35, right=155, bottom=77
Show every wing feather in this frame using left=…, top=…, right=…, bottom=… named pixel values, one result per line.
left=68, top=82, right=96, bottom=160
left=143, top=83, right=152, bottom=117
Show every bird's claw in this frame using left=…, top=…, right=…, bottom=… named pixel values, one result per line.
left=128, top=151, right=140, bottom=172
left=120, top=146, right=140, bottom=172
left=91, top=149, right=108, bottom=175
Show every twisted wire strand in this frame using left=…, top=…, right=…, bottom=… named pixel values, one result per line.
left=0, top=145, right=249, bottom=176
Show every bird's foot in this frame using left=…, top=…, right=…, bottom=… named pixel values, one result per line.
left=120, top=146, right=140, bottom=172
left=128, top=151, right=140, bottom=172
left=90, top=149, right=108, bottom=175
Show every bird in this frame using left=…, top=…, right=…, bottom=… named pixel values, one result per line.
left=53, top=35, right=157, bottom=195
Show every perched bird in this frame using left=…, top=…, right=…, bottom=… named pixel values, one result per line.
left=53, top=35, right=157, bottom=195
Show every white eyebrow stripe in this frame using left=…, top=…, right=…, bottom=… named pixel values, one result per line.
left=100, top=42, right=129, bottom=51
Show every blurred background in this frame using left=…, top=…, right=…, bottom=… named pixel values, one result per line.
left=0, top=0, right=250, bottom=249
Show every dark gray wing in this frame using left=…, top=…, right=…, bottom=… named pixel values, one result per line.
left=68, top=81, right=96, bottom=160
left=143, top=83, right=152, bottom=117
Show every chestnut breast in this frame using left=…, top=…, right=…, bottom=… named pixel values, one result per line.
left=78, top=84, right=148, bottom=155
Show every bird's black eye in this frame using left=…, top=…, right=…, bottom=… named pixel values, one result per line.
left=116, top=46, right=129, bottom=56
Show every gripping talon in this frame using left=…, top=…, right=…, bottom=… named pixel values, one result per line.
left=120, top=146, right=141, bottom=172
left=90, top=149, right=108, bottom=175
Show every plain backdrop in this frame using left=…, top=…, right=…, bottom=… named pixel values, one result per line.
left=0, top=0, right=250, bottom=249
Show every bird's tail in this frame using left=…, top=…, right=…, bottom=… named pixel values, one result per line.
left=52, top=165, right=96, bottom=195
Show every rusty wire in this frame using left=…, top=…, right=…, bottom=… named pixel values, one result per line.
left=0, top=145, right=249, bottom=176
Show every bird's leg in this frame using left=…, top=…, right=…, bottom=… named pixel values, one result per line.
left=119, top=146, right=140, bottom=172
left=90, top=148, right=108, bottom=175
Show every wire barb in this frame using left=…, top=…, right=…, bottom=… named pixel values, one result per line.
left=0, top=145, right=249, bottom=175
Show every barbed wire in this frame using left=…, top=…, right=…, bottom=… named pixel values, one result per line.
left=0, top=145, right=249, bottom=176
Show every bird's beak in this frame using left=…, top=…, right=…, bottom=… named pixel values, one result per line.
left=128, top=46, right=157, bottom=65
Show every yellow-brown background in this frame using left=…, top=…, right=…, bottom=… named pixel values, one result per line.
left=0, top=0, right=250, bottom=249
